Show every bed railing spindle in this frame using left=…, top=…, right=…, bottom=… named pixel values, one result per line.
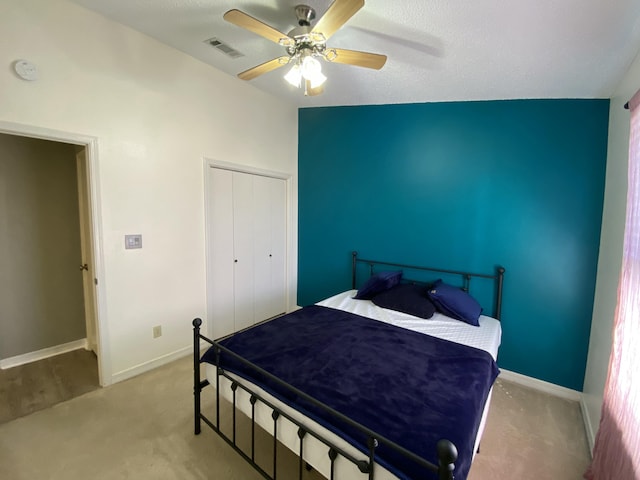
left=328, top=448, right=337, bottom=480
left=272, top=410, right=280, bottom=480
left=495, top=266, right=505, bottom=320
left=192, top=318, right=202, bottom=435
left=297, top=428, right=307, bottom=480
left=231, top=382, right=238, bottom=445
left=215, top=347, right=221, bottom=430
left=463, top=274, right=471, bottom=292
left=250, top=395, right=257, bottom=462
left=352, top=251, right=358, bottom=289
left=367, top=437, right=377, bottom=479
left=437, top=439, right=458, bottom=480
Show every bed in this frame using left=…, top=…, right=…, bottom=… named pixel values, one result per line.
left=193, top=252, right=505, bottom=480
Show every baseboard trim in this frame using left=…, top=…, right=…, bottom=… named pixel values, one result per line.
left=111, top=344, right=197, bottom=384
left=580, top=396, right=596, bottom=453
left=0, top=338, right=88, bottom=370
left=499, top=369, right=582, bottom=401
left=110, top=339, right=221, bottom=384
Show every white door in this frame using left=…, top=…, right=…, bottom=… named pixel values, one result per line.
left=76, top=149, right=98, bottom=354
left=253, top=175, right=286, bottom=321
left=208, top=168, right=235, bottom=338
left=207, top=165, right=287, bottom=338
left=232, top=171, right=255, bottom=331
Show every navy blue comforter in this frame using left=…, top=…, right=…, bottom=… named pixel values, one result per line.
left=201, top=305, right=499, bottom=480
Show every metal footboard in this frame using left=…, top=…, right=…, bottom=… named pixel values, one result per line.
left=193, top=318, right=458, bottom=480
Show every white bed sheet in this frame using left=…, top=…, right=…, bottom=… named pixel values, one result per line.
left=316, top=289, right=502, bottom=360
left=205, top=290, right=502, bottom=479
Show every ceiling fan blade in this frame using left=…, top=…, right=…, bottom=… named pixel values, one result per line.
left=304, top=80, right=324, bottom=96
left=312, top=0, right=364, bottom=41
left=224, top=9, right=294, bottom=46
left=327, top=48, right=387, bottom=69
left=238, top=56, right=290, bottom=81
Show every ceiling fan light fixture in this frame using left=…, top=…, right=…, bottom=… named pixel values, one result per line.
left=301, top=55, right=321, bottom=77
left=284, top=63, right=302, bottom=87
left=286, top=53, right=326, bottom=90
left=301, top=55, right=326, bottom=87
left=308, top=71, right=326, bottom=88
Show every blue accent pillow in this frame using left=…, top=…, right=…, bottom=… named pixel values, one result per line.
left=427, top=279, right=482, bottom=326
left=371, top=283, right=436, bottom=319
left=353, top=271, right=402, bottom=300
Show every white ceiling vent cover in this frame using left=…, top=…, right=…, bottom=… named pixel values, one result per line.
left=204, top=37, right=244, bottom=59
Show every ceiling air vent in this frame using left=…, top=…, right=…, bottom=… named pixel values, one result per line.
left=204, top=37, right=244, bottom=59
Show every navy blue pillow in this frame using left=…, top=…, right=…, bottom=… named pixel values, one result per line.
left=353, top=271, right=402, bottom=300
left=371, top=283, right=436, bottom=319
left=427, top=279, right=482, bottom=326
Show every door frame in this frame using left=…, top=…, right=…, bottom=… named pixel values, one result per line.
left=0, top=120, right=111, bottom=386
left=76, top=149, right=98, bottom=354
left=203, top=158, right=292, bottom=339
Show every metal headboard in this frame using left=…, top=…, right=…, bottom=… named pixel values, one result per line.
left=351, top=251, right=506, bottom=321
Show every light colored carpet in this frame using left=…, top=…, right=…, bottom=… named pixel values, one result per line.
left=0, top=348, right=99, bottom=424
left=0, top=355, right=590, bottom=479
left=469, top=378, right=591, bottom=479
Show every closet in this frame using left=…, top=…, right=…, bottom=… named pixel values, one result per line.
left=207, top=167, right=286, bottom=339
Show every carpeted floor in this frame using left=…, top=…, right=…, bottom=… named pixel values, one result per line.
left=0, top=348, right=99, bottom=424
left=0, top=355, right=591, bottom=479
left=469, top=378, right=591, bottom=479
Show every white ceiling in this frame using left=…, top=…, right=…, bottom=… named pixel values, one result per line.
left=70, top=0, right=640, bottom=108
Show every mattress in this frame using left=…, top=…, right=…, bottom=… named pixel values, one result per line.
left=204, top=290, right=502, bottom=479
left=316, top=290, right=502, bottom=360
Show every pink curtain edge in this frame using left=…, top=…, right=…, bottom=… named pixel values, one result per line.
left=585, top=86, right=640, bottom=480
left=629, top=88, right=640, bottom=111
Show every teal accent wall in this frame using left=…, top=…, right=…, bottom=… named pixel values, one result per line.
left=298, top=99, right=609, bottom=391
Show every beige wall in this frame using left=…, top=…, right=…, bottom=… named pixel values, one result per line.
left=0, top=0, right=298, bottom=383
left=582, top=50, right=640, bottom=449
left=0, top=134, right=86, bottom=359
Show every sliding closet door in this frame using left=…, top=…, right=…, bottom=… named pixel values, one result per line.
left=208, top=168, right=235, bottom=339
left=232, top=171, right=255, bottom=331
left=253, top=175, right=286, bottom=322
left=208, top=166, right=287, bottom=338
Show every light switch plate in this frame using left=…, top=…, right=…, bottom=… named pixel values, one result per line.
left=125, top=234, right=142, bottom=249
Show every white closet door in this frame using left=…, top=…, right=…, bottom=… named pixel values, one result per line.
left=208, top=166, right=287, bottom=337
left=266, top=176, right=286, bottom=319
left=208, top=168, right=235, bottom=339
left=253, top=175, right=286, bottom=322
left=232, top=171, right=255, bottom=331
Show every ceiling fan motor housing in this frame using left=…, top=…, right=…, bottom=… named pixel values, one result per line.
left=288, top=5, right=326, bottom=59
left=294, top=5, right=315, bottom=26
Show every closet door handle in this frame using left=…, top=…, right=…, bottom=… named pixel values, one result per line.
left=234, top=259, right=238, bottom=263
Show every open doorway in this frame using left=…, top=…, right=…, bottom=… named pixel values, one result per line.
left=0, top=123, right=108, bottom=421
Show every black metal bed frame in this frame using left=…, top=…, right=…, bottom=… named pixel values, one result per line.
left=352, top=251, right=505, bottom=320
left=193, top=251, right=505, bottom=480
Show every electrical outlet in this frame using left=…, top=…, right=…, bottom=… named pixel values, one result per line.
left=152, top=325, right=162, bottom=338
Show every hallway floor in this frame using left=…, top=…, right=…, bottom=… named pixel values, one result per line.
left=0, top=348, right=99, bottom=424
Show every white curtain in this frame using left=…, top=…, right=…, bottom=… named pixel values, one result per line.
left=585, top=93, right=640, bottom=479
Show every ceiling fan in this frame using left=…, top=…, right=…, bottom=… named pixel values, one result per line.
left=224, top=0, right=387, bottom=96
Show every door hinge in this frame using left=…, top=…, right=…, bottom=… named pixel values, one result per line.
left=94, top=278, right=98, bottom=286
